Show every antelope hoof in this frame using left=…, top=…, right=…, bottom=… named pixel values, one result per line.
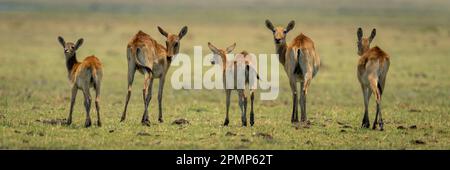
left=301, top=120, right=311, bottom=128
left=361, top=121, right=370, bottom=128
left=141, top=120, right=150, bottom=126
left=158, top=118, right=164, bottom=123
left=223, top=119, right=229, bottom=126
left=242, top=121, right=247, bottom=127
left=85, top=119, right=92, bottom=128
left=97, top=121, right=102, bottom=127
left=250, top=120, right=254, bottom=127
left=379, top=122, right=384, bottom=131
left=291, top=119, right=299, bottom=124
left=66, top=119, right=72, bottom=126
left=372, top=123, right=377, bottom=130
left=120, top=115, right=126, bottom=122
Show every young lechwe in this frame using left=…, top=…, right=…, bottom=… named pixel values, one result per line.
left=265, top=20, right=320, bottom=125
left=207, top=42, right=259, bottom=126
left=356, top=28, right=390, bottom=130
left=120, top=26, right=188, bottom=126
left=57, top=36, right=103, bottom=127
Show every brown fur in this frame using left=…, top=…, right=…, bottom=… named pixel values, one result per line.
left=127, top=30, right=166, bottom=69
left=356, top=28, right=390, bottom=130
left=121, top=26, right=188, bottom=125
left=70, top=55, right=102, bottom=83
left=57, top=36, right=103, bottom=128
left=265, top=20, right=320, bottom=124
left=208, top=42, right=259, bottom=126
left=358, top=46, right=389, bottom=68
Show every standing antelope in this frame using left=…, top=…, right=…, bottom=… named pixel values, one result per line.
left=57, top=36, right=103, bottom=128
left=265, top=20, right=320, bottom=124
left=356, top=28, right=390, bottom=130
left=207, top=42, right=259, bottom=126
left=120, top=26, right=188, bottom=126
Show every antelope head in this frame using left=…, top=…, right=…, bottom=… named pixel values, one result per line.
left=57, top=36, right=84, bottom=59
left=265, top=20, right=295, bottom=45
left=158, top=26, right=188, bottom=58
left=357, top=28, right=376, bottom=56
left=207, top=42, right=236, bottom=65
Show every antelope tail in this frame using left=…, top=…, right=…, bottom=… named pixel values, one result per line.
left=246, top=64, right=260, bottom=80
left=135, top=47, right=153, bottom=74
left=293, top=48, right=304, bottom=75
left=377, top=82, right=383, bottom=95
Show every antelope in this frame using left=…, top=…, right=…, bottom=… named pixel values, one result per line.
left=57, top=36, right=103, bottom=128
left=207, top=42, right=259, bottom=126
left=265, top=20, right=320, bottom=124
left=356, top=28, right=390, bottom=130
left=120, top=26, right=188, bottom=126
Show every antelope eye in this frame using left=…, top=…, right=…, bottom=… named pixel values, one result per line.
left=283, top=30, right=287, bottom=34
left=174, top=42, right=179, bottom=47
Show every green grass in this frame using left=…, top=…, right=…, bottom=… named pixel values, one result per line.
left=0, top=0, right=449, bottom=149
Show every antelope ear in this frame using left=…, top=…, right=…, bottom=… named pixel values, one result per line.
left=208, top=42, right=219, bottom=54
left=158, top=26, right=168, bottom=37
left=369, top=28, right=376, bottom=42
left=265, top=19, right=275, bottom=31
left=178, top=26, right=188, bottom=39
left=74, top=38, right=84, bottom=50
left=57, top=36, right=65, bottom=47
left=357, top=27, right=363, bottom=41
left=286, top=20, right=295, bottom=33
left=225, top=43, right=236, bottom=54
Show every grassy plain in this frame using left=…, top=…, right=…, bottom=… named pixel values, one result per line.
left=0, top=0, right=449, bottom=149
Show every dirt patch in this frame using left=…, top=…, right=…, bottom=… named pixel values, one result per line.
left=337, top=121, right=347, bottom=125
left=337, top=121, right=352, bottom=129
left=409, top=125, right=417, bottom=129
left=241, top=138, right=250, bottom=143
left=409, top=109, right=421, bottom=113
left=412, top=140, right=426, bottom=145
left=293, top=121, right=311, bottom=129
left=341, top=125, right=352, bottom=129
left=172, top=118, right=190, bottom=125
left=225, top=132, right=237, bottom=136
left=188, top=108, right=208, bottom=113
left=137, top=132, right=151, bottom=136
left=25, top=131, right=44, bottom=137
left=254, top=132, right=273, bottom=141
left=36, top=118, right=67, bottom=125
left=409, top=72, right=427, bottom=78
left=438, top=130, right=447, bottom=134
